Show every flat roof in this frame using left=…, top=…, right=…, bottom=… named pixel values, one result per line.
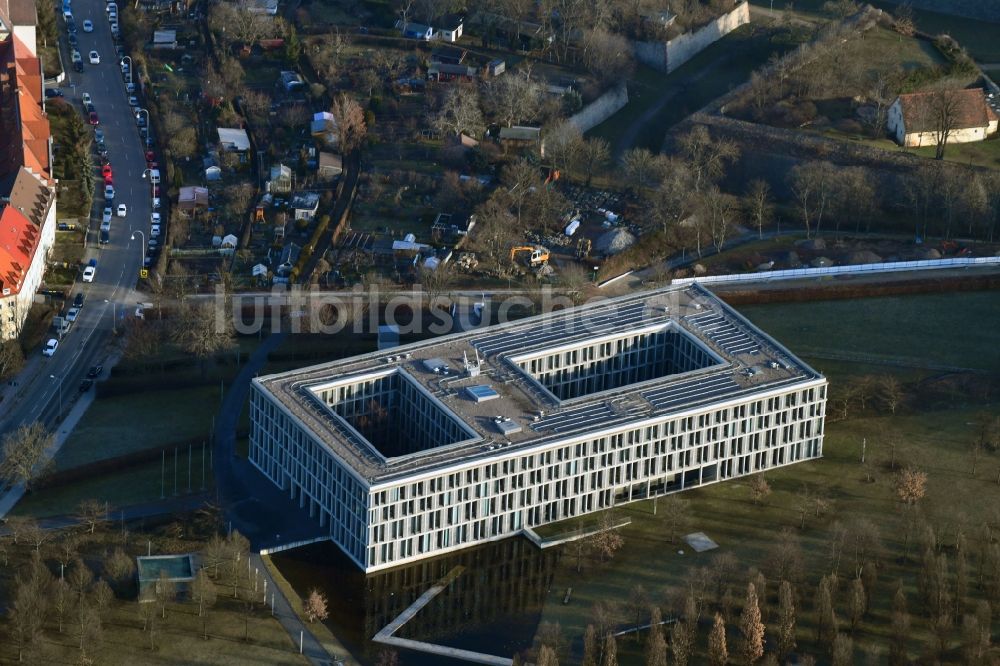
left=255, top=284, right=824, bottom=485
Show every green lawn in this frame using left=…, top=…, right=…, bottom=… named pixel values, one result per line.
left=738, top=291, right=1000, bottom=373
left=51, top=385, right=222, bottom=472
left=908, top=136, right=1000, bottom=169
left=527, top=289, right=1000, bottom=664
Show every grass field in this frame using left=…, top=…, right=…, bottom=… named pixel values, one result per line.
left=524, top=289, right=1000, bottom=664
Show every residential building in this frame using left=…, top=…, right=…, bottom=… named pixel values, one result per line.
left=0, top=2, right=56, bottom=341
left=217, top=127, right=251, bottom=153
left=434, top=14, right=464, bottom=42
left=250, top=284, right=827, bottom=572
left=267, top=164, right=293, bottom=194
left=887, top=88, right=999, bottom=147
left=290, top=192, right=319, bottom=221
left=317, top=152, right=343, bottom=180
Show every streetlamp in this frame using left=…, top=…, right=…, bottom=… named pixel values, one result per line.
left=135, top=107, right=150, bottom=147
left=131, top=230, right=146, bottom=269
left=49, top=373, right=63, bottom=416
left=121, top=55, right=133, bottom=86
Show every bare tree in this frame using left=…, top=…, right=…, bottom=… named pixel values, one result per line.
left=588, top=511, right=624, bottom=562
left=330, top=94, right=367, bottom=153
left=52, top=577, right=73, bottom=634
left=501, top=158, right=541, bottom=226
left=191, top=568, right=217, bottom=638
left=76, top=499, right=107, bottom=534
left=744, top=179, right=773, bottom=240
left=879, top=376, right=904, bottom=414
left=579, top=29, right=633, bottom=85
left=620, top=148, right=665, bottom=192
left=68, top=558, right=93, bottom=602
left=304, top=588, right=329, bottom=623
left=776, top=580, right=796, bottom=660
left=155, top=570, right=177, bottom=619
left=103, top=547, right=136, bottom=596
left=788, top=161, right=836, bottom=238
left=483, top=74, right=542, bottom=127
left=678, top=125, right=739, bottom=193
left=601, top=632, right=618, bottom=666
left=831, top=633, right=853, bottom=666
left=895, top=467, right=927, bottom=506
left=576, top=138, right=610, bottom=186
left=433, top=85, right=485, bottom=138
left=707, top=613, right=728, bottom=666
left=0, top=422, right=55, bottom=490
left=172, top=302, right=235, bottom=378
left=747, top=474, right=772, bottom=505
left=582, top=623, right=599, bottom=666
left=914, top=88, right=962, bottom=160
left=10, top=569, right=49, bottom=661
left=889, top=582, right=909, bottom=666
left=0, top=340, right=25, bottom=382
left=92, top=579, right=114, bottom=621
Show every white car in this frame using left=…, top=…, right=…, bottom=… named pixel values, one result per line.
left=71, top=49, right=82, bottom=63
left=104, top=184, right=114, bottom=200
left=66, top=307, right=80, bottom=322
left=100, top=218, right=111, bottom=232
left=150, top=212, right=160, bottom=225
left=117, top=203, right=127, bottom=217
left=150, top=224, right=160, bottom=237
left=107, top=10, right=116, bottom=22
left=82, top=265, right=96, bottom=282
left=126, top=82, right=136, bottom=94
left=128, top=95, right=138, bottom=106
left=102, top=207, right=112, bottom=223
left=81, top=92, right=91, bottom=106
left=106, top=2, right=117, bottom=14
left=82, top=19, right=93, bottom=32
left=110, top=22, right=119, bottom=35
left=43, top=339, right=59, bottom=356
left=88, top=50, right=100, bottom=65
left=152, top=197, right=160, bottom=209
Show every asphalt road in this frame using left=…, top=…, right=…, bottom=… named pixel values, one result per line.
left=1, top=1, right=148, bottom=433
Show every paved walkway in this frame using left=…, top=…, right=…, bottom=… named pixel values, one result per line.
left=210, top=331, right=338, bottom=665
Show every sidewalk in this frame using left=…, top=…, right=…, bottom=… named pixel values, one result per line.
left=0, top=387, right=96, bottom=518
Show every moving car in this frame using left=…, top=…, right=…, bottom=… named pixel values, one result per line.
left=82, top=19, right=93, bottom=31
left=43, top=339, right=59, bottom=357
left=88, top=50, right=100, bottom=65
left=116, top=203, right=127, bottom=217
left=82, top=258, right=97, bottom=282
left=104, top=184, right=114, bottom=200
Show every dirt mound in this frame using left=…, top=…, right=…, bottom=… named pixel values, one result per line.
left=595, top=228, right=636, bottom=255
left=797, top=238, right=826, bottom=251
left=917, top=248, right=942, bottom=260
left=845, top=250, right=883, bottom=265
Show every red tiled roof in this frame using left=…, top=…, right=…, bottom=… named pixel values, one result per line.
left=0, top=204, right=39, bottom=295
left=897, top=88, right=997, bottom=134
left=0, top=33, right=51, bottom=183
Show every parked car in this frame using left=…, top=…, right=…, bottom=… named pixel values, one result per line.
left=73, top=60, right=84, bottom=73
left=94, top=129, right=104, bottom=143
left=126, top=82, right=136, bottom=94
left=79, top=379, right=94, bottom=392
left=71, top=49, right=82, bottom=63
left=88, top=111, right=99, bottom=125
left=104, top=184, right=114, bottom=200
left=102, top=164, right=112, bottom=179
left=102, top=207, right=112, bottom=223
left=99, top=229, right=110, bottom=245
left=43, top=339, right=59, bottom=356
left=150, top=224, right=160, bottom=237
left=103, top=174, right=113, bottom=186
left=45, top=87, right=64, bottom=98
left=116, top=203, right=127, bottom=217
left=87, top=365, right=103, bottom=378
left=128, top=95, right=138, bottom=106
left=81, top=92, right=91, bottom=106
left=67, top=32, right=78, bottom=47
left=150, top=212, right=160, bottom=225
left=74, top=292, right=85, bottom=308
left=66, top=307, right=80, bottom=322
left=82, top=258, right=97, bottom=282
left=152, top=197, right=160, bottom=209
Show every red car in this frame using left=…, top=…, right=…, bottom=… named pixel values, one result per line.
left=103, top=175, right=113, bottom=186
left=101, top=165, right=112, bottom=178
left=88, top=111, right=99, bottom=126
left=144, top=150, right=155, bottom=162
left=146, top=161, right=159, bottom=170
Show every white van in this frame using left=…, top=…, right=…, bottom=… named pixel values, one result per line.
left=149, top=169, right=160, bottom=184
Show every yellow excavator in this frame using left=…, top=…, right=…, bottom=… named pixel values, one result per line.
left=510, top=245, right=550, bottom=266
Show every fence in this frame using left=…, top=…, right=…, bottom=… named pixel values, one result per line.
left=671, top=256, right=1000, bottom=287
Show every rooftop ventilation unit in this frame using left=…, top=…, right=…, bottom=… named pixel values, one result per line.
left=463, top=350, right=483, bottom=377
left=422, top=358, right=449, bottom=373
left=466, top=385, right=500, bottom=403
left=494, top=417, right=522, bottom=436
